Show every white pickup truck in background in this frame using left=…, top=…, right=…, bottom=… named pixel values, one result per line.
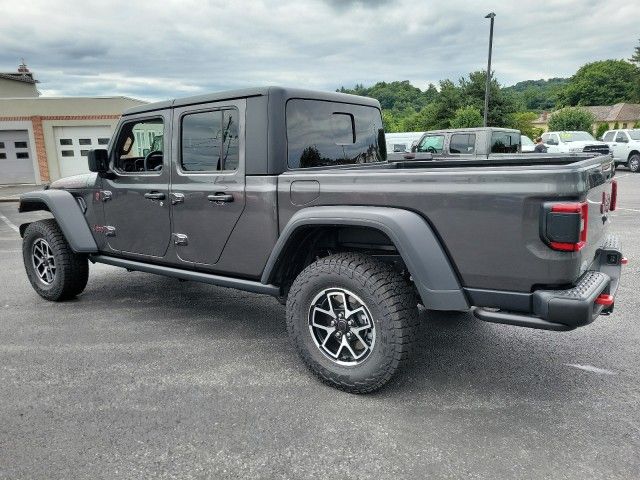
left=602, top=129, right=640, bottom=172
left=542, top=131, right=611, bottom=155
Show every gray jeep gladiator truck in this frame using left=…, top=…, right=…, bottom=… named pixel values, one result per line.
left=410, top=127, right=521, bottom=157
left=18, top=87, right=624, bottom=393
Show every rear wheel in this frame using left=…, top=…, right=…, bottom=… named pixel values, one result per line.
left=22, top=219, right=89, bottom=301
left=286, top=253, right=419, bottom=393
left=628, top=153, right=640, bottom=172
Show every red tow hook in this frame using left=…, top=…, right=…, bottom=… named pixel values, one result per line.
left=621, top=257, right=629, bottom=265
left=595, top=294, right=614, bottom=306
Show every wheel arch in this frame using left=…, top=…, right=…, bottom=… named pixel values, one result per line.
left=262, top=206, right=469, bottom=311
left=19, top=190, right=98, bottom=253
left=628, top=150, right=640, bottom=160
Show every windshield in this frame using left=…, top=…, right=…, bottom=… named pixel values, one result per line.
left=521, top=135, right=534, bottom=146
left=629, top=130, right=640, bottom=140
left=559, top=131, right=595, bottom=142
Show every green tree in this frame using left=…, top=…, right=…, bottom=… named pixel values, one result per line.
left=559, top=60, right=640, bottom=106
left=504, top=78, right=569, bottom=111
left=595, top=123, right=609, bottom=139
left=459, top=71, right=519, bottom=127
left=630, top=38, right=640, bottom=66
left=450, top=106, right=483, bottom=128
left=548, top=107, right=595, bottom=131
left=506, top=111, right=539, bottom=138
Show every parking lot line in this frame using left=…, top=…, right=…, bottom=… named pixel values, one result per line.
left=0, top=212, right=19, bottom=233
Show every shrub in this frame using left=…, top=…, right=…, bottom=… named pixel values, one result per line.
left=548, top=107, right=595, bottom=132
left=595, top=123, right=609, bottom=139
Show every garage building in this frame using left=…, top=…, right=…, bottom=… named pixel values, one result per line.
left=0, top=63, right=146, bottom=185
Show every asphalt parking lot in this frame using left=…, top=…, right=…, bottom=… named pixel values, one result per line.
left=0, top=173, right=639, bottom=480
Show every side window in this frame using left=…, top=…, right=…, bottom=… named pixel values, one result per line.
left=181, top=109, right=239, bottom=172
left=417, top=135, right=444, bottom=153
left=491, top=132, right=520, bottom=153
left=286, top=99, right=385, bottom=169
left=603, top=131, right=615, bottom=142
left=114, top=118, right=164, bottom=173
left=449, top=134, right=476, bottom=154
left=615, top=132, right=628, bottom=143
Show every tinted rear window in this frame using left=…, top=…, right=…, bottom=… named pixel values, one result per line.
left=286, top=99, right=384, bottom=169
left=491, top=132, right=520, bottom=153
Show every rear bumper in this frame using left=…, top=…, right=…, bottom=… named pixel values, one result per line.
left=473, top=235, right=623, bottom=331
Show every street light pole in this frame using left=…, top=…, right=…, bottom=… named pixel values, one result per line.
left=483, top=12, right=496, bottom=127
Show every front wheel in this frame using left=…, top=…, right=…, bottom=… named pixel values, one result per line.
left=286, top=253, right=419, bottom=393
left=22, top=219, right=89, bottom=301
left=628, top=154, right=640, bottom=172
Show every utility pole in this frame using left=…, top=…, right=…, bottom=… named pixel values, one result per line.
left=483, top=12, right=496, bottom=127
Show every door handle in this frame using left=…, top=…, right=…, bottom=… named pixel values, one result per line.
left=207, top=193, right=234, bottom=203
left=144, top=192, right=166, bottom=200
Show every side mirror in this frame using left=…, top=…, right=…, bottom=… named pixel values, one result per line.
left=411, top=140, right=418, bottom=153
left=87, top=149, right=110, bottom=173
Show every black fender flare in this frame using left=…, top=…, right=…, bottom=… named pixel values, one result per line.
left=19, top=190, right=98, bottom=253
left=261, top=206, right=469, bottom=311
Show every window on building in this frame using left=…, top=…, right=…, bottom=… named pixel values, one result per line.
left=491, top=131, right=520, bottom=153
left=286, top=99, right=385, bottom=168
left=622, top=123, right=627, bottom=128
left=80, top=150, right=89, bottom=156
left=59, top=139, right=72, bottom=146
left=61, top=150, right=74, bottom=157
left=98, top=138, right=110, bottom=145
left=79, top=139, right=92, bottom=145
left=114, top=118, right=164, bottom=172
left=0, top=153, right=6, bottom=159
left=0, top=142, right=4, bottom=149
left=181, top=108, right=239, bottom=172
left=449, top=134, right=476, bottom=154
left=417, top=135, right=445, bottom=154
left=16, top=152, right=29, bottom=159
left=14, top=141, right=27, bottom=149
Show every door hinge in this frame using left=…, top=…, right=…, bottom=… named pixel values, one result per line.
left=173, top=233, right=188, bottom=246
left=104, top=226, right=116, bottom=237
left=101, top=190, right=112, bottom=202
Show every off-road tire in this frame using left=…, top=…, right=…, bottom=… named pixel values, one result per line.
left=286, top=253, right=419, bottom=393
left=22, top=219, right=89, bottom=301
left=628, top=153, right=640, bottom=173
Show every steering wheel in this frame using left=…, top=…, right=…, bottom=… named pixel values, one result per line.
left=143, top=151, right=163, bottom=172
left=426, top=146, right=437, bottom=154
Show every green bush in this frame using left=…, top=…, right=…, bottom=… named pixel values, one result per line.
left=548, top=107, right=595, bottom=132
left=595, top=123, right=609, bottom=139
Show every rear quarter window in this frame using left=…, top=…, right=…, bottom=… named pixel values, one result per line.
left=491, top=131, right=520, bottom=153
left=286, top=99, right=385, bottom=169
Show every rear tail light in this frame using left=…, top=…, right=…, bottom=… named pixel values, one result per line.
left=542, top=202, right=588, bottom=252
left=610, top=180, right=617, bottom=211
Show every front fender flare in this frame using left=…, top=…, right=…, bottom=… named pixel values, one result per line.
left=19, top=190, right=98, bottom=253
left=262, top=206, right=469, bottom=311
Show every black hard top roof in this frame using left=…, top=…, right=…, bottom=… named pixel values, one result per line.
left=123, top=86, right=380, bottom=116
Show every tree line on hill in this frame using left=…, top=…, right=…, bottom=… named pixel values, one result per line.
left=338, top=40, right=640, bottom=136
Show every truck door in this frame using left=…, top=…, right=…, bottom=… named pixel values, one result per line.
left=612, top=131, right=630, bottom=161
left=169, top=100, right=246, bottom=267
left=102, top=113, right=172, bottom=257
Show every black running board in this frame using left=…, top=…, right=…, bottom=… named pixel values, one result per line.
left=90, top=255, right=280, bottom=296
left=472, top=307, right=574, bottom=331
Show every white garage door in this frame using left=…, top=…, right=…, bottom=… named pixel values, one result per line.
left=54, top=126, right=112, bottom=178
left=0, top=130, right=36, bottom=184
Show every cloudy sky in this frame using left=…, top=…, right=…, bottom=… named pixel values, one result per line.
left=0, top=0, right=638, bottom=101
